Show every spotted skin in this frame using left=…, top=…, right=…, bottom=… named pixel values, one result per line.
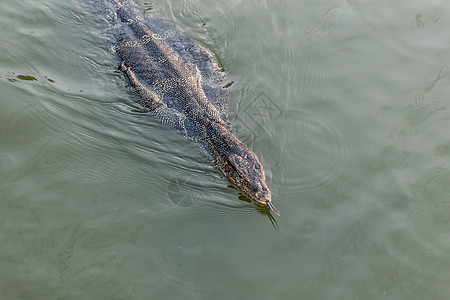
left=109, top=0, right=278, bottom=213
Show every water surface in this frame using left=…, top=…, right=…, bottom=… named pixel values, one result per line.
left=1, top=0, right=450, bottom=299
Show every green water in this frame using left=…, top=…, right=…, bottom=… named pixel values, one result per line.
left=1, top=0, right=450, bottom=299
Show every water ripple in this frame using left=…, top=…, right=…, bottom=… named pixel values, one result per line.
left=279, top=110, right=351, bottom=199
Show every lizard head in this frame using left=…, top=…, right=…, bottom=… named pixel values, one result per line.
left=218, top=150, right=279, bottom=215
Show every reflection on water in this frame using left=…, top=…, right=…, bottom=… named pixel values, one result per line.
left=1, top=0, right=450, bottom=299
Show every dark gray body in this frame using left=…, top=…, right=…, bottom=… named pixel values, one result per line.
left=79, top=0, right=277, bottom=212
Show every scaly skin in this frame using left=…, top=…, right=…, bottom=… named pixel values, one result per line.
left=111, top=0, right=278, bottom=214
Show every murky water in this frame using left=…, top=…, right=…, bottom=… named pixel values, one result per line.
left=1, top=0, right=450, bottom=299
